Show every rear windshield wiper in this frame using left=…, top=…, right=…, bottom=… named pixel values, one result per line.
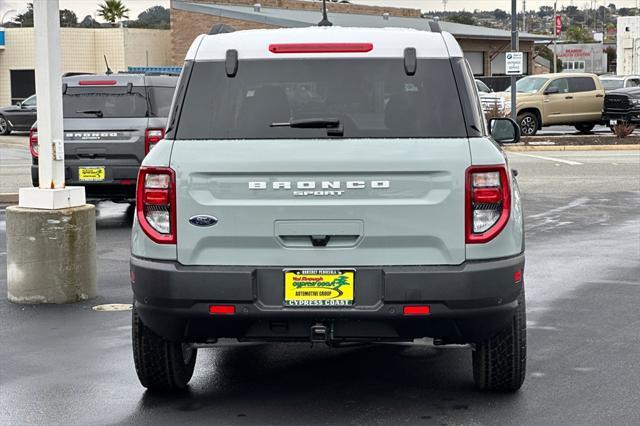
left=271, top=118, right=343, bottom=136
left=76, top=110, right=104, bottom=118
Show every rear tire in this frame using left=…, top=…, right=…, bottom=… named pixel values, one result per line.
left=517, top=113, right=538, bottom=136
left=0, top=115, right=11, bottom=135
left=472, top=290, right=526, bottom=392
left=575, top=123, right=595, bottom=134
left=132, top=305, right=197, bottom=392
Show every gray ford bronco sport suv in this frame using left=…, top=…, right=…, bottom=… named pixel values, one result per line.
left=130, top=26, right=526, bottom=392
left=31, top=73, right=177, bottom=202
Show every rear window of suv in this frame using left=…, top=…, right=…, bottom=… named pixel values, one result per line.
left=176, top=59, right=467, bottom=139
left=63, top=85, right=175, bottom=119
left=63, top=86, right=149, bottom=119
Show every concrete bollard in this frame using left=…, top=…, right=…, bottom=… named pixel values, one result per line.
left=6, top=204, right=96, bottom=304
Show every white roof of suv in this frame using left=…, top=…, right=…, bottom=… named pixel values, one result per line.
left=187, top=27, right=463, bottom=61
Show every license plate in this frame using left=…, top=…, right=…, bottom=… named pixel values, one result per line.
left=78, top=167, right=105, bottom=182
left=610, top=120, right=618, bottom=126
left=284, top=269, right=354, bottom=307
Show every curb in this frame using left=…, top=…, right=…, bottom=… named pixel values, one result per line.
left=505, top=144, right=640, bottom=152
left=0, top=193, right=19, bottom=204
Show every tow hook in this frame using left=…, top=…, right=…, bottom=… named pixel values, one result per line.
left=310, top=323, right=329, bottom=344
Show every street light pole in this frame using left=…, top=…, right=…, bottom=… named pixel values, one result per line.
left=553, top=2, right=558, bottom=73
left=33, top=0, right=65, bottom=190
left=6, top=0, right=95, bottom=305
left=511, top=0, right=518, bottom=121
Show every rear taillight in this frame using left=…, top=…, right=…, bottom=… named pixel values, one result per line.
left=29, top=129, right=38, bottom=158
left=268, top=43, right=374, bottom=54
left=136, top=167, right=176, bottom=244
left=145, top=128, right=165, bottom=154
left=78, top=80, right=117, bottom=86
left=465, top=165, right=511, bottom=244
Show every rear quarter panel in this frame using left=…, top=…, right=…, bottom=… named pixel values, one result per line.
left=466, top=137, right=524, bottom=260
left=131, top=139, right=177, bottom=260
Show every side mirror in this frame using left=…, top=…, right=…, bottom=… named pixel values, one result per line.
left=544, top=86, right=560, bottom=95
left=489, top=117, right=520, bottom=144
left=16, top=102, right=23, bottom=108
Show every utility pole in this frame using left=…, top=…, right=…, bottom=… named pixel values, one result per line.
left=442, top=0, right=448, bottom=13
left=511, top=0, right=518, bottom=121
left=523, top=0, right=526, bottom=32
left=553, top=1, right=558, bottom=74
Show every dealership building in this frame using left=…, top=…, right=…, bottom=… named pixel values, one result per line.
left=553, top=43, right=608, bottom=74
left=0, top=27, right=171, bottom=105
left=170, top=0, right=550, bottom=81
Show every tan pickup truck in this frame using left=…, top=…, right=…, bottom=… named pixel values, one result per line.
left=500, top=73, right=605, bottom=136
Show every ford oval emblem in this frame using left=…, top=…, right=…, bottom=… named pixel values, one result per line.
left=189, top=215, right=218, bottom=227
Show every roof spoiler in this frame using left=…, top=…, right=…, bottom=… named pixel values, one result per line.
left=209, top=23, right=236, bottom=35
left=428, top=20, right=441, bottom=33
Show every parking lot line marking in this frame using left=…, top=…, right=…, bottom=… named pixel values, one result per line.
left=509, top=152, right=583, bottom=165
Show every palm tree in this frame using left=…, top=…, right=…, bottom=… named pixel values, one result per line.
left=97, top=0, right=129, bottom=26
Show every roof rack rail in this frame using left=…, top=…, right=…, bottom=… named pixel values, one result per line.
left=126, top=66, right=183, bottom=76
left=428, top=20, right=442, bottom=33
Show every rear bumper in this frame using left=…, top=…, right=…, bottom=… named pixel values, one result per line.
left=131, top=254, right=525, bottom=344
left=32, top=163, right=137, bottom=201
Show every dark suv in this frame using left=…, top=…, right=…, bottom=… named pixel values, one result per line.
left=603, top=87, right=640, bottom=127
left=31, top=74, right=177, bottom=202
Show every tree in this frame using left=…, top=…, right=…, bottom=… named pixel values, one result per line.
left=565, top=25, right=595, bottom=43
left=59, top=9, right=78, bottom=27
left=445, top=13, right=476, bottom=26
left=14, top=3, right=34, bottom=27
left=79, top=15, right=101, bottom=28
left=98, top=0, right=130, bottom=26
left=564, top=5, right=580, bottom=18
left=13, top=4, right=78, bottom=28
left=537, top=6, right=554, bottom=19
left=493, top=9, right=508, bottom=21
left=133, top=6, right=170, bottom=29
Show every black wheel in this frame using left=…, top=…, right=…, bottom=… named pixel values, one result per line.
left=0, top=115, right=11, bottom=135
left=517, top=113, right=538, bottom=136
left=132, top=305, right=197, bottom=391
left=575, top=123, right=595, bottom=134
left=472, top=290, right=527, bottom=392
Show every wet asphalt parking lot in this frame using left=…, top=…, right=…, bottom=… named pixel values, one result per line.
left=1, top=148, right=639, bottom=425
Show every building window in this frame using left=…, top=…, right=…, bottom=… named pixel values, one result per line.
left=563, top=61, right=585, bottom=72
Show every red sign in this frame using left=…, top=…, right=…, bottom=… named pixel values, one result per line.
left=555, top=16, right=562, bottom=36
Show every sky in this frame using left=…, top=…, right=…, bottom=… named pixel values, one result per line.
left=1, top=0, right=639, bottom=22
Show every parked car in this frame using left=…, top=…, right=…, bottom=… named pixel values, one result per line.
left=0, top=94, right=37, bottom=135
left=499, top=73, right=605, bottom=136
left=602, top=87, right=640, bottom=127
left=476, top=79, right=510, bottom=117
left=475, top=79, right=492, bottom=93
left=130, top=26, right=526, bottom=393
left=31, top=73, right=177, bottom=202
left=599, top=75, right=640, bottom=92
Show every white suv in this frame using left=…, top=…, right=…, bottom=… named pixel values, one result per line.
left=130, top=25, right=525, bottom=393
